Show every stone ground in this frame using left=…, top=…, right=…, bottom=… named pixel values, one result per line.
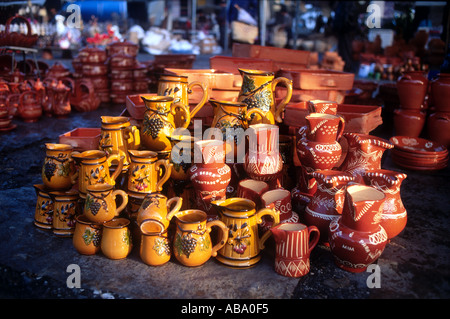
left=0, top=53, right=448, bottom=310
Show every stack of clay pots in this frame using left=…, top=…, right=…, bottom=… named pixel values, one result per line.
left=107, top=40, right=141, bottom=104
left=428, top=73, right=450, bottom=148
left=74, top=47, right=110, bottom=105
left=394, top=71, right=428, bottom=137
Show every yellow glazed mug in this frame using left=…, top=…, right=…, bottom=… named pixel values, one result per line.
left=140, top=219, right=171, bottom=266
left=172, top=209, right=229, bottom=267
left=136, top=193, right=183, bottom=228
left=212, top=197, right=280, bottom=268
left=237, top=68, right=293, bottom=124
left=73, top=215, right=102, bottom=255
left=41, top=143, right=77, bottom=190
left=71, top=150, right=124, bottom=198
left=127, top=150, right=172, bottom=195
left=83, top=183, right=128, bottom=223
left=101, top=217, right=133, bottom=260
left=49, top=190, right=79, bottom=237
left=33, top=184, right=54, bottom=230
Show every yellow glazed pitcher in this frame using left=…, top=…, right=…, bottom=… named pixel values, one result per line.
left=140, top=95, right=191, bottom=152
left=212, top=197, right=280, bottom=268
left=49, top=190, right=79, bottom=237
left=83, top=183, right=128, bottom=223
left=42, top=143, right=77, bottom=190
left=237, top=68, right=292, bottom=124
left=140, top=219, right=171, bottom=266
left=99, top=116, right=140, bottom=167
left=157, top=73, right=207, bottom=128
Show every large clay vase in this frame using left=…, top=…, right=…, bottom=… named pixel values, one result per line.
left=244, top=124, right=283, bottom=182
left=304, top=170, right=354, bottom=244
left=339, top=133, right=393, bottom=183
left=363, top=169, right=408, bottom=240
left=427, top=112, right=450, bottom=148
left=393, top=108, right=426, bottom=138
left=396, top=71, right=428, bottom=110
left=188, top=139, right=231, bottom=219
left=237, top=68, right=292, bottom=124
left=328, top=184, right=388, bottom=273
left=296, top=113, right=345, bottom=171
left=430, top=73, right=450, bottom=113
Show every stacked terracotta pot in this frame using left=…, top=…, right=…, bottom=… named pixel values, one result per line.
left=428, top=73, right=450, bottom=148
left=394, top=71, right=428, bottom=137
left=74, top=47, right=110, bottom=105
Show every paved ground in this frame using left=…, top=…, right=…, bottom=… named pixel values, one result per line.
left=0, top=53, right=449, bottom=306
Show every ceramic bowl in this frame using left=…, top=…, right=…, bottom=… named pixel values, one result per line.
left=109, top=54, right=136, bottom=69
left=110, top=80, right=134, bottom=92
left=110, top=68, right=133, bottom=80
left=82, top=63, right=109, bottom=76
left=0, top=115, right=12, bottom=128
left=78, top=47, right=108, bottom=64
left=107, top=40, right=139, bottom=57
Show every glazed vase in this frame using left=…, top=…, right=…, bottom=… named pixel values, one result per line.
left=41, top=143, right=77, bottom=191
left=396, top=71, right=428, bottom=110
left=140, top=219, right=171, bottom=266
left=339, top=133, right=393, bottom=183
left=73, top=215, right=102, bottom=255
left=212, top=198, right=280, bottom=268
left=244, top=123, right=283, bottom=182
left=237, top=68, right=292, bottom=124
left=172, top=209, right=229, bottom=267
left=328, top=184, right=388, bottom=273
left=296, top=113, right=345, bottom=171
left=304, top=170, right=354, bottom=244
left=101, top=218, right=133, bottom=260
left=140, top=95, right=190, bottom=152
left=363, top=169, right=408, bottom=240
left=188, top=139, right=231, bottom=218
left=271, top=223, right=320, bottom=278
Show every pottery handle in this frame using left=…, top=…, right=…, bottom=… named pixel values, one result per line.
left=125, top=125, right=140, bottom=150
left=271, top=77, right=293, bottom=123
left=165, top=196, right=183, bottom=221
left=112, top=189, right=128, bottom=216
left=245, top=107, right=266, bottom=125
left=107, top=154, right=124, bottom=183
left=206, top=219, right=229, bottom=257
left=256, top=208, right=280, bottom=250
left=155, top=159, right=172, bottom=192
left=336, top=116, right=346, bottom=141
left=187, top=81, right=208, bottom=118
left=171, top=102, right=192, bottom=129
left=307, top=225, right=320, bottom=255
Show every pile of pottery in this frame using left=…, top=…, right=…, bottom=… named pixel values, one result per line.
left=389, top=136, right=449, bottom=171
left=33, top=65, right=412, bottom=279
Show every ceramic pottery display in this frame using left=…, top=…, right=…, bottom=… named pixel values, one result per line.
left=244, top=124, right=283, bottom=182
left=271, top=223, right=320, bottom=278
left=41, top=143, right=77, bottom=190
left=99, top=116, right=140, bottom=167
left=189, top=140, right=231, bottom=218
left=328, top=184, right=388, bottom=273
left=70, top=79, right=101, bottom=112
left=18, top=90, right=42, bottom=122
left=71, top=150, right=124, bottom=198
left=33, top=184, right=54, bottom=230
left=49, top=190, right=79, bottom=237
left=101, top=218, right=133, bottom=259
left=296, top=113, right=345, bottom=170
left=136, top=193, right=183, bottom=228
left=209, top=99, right=264, bottom=155
left=339, top=133, right=393, bottom=183
left=140, top=95, right=190, bottom=152
left=83, top=183, right=128, bottom=223
left=140, top=219, right=171, bottom=266
left=304, top=170, right=354, bottom=244
left=261, top=188, right=299, bottom=229
left=73, top=215, right=102, bottom=255
left=396, top=71, right=428, bottom=110
left=169, top=134, right=197, bottom=181
left=172, top=209, right=229, bottom=267
left=363, top=169, right=408, bottom=239
left=127, top=150, right=172, bottom=195
left=237, top=68, right=293, bottom=124
left=157, top=73, right=207, bottom=128
left=237, top=179, right=269, bottom=209
left=430, top=73, right=450, bottom=113
left=212, top=198, right=280, bottom=268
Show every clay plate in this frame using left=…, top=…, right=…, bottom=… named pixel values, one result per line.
left=389, top=136, right=448, bottom=155
left=0, top=123, right=17, bottom=132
